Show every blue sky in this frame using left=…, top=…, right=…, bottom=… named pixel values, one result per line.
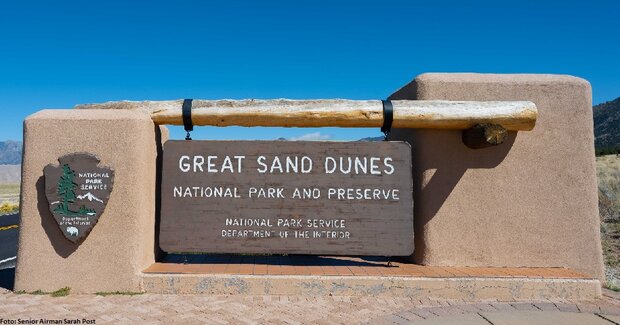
left=0, top=0, right=618, bottom=141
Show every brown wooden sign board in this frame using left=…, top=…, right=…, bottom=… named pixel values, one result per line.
left=159, top=140, right=413, bottom=256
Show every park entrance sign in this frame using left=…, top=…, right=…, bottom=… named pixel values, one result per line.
left=159, top=140, right=414, bottom=256
left=19, top=76, right=607, bottom=299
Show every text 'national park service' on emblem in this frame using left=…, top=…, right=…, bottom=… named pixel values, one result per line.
left=44, top=153, right=114, bottom=243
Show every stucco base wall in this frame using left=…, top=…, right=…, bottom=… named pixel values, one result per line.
left=142, top=273, right=601, bottom=300
left=14, top=109, right=159, bottom=293
left=389, top=73, right=604, bottom=281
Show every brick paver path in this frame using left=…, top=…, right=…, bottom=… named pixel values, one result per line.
left=2, top=289, right=620, bottom=324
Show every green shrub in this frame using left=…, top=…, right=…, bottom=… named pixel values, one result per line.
left=51, top=287, right=71, bottom=297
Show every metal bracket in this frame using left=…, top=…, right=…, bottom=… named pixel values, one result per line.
left=381, top=100, right=393, bottom=140
left=182, top=99, right=193, bottom=140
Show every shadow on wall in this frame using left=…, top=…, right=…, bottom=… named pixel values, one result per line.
left=159, top=253, right=399, bottom=267
left=154, top=125, right=165, bottom=260
left=387, top=128, right=516, bottom=260
left=388, top=85, right=518, bottom=261
left=36, top=176, right=78, bottom=257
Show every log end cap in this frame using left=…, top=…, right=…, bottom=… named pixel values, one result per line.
left=462, top=123, right=508, bottom=149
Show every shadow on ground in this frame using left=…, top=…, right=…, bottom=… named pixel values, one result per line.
left=0, top=267, right=15, bottom=291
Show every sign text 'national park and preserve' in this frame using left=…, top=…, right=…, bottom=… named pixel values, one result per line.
left=159, top=140, right=413, bottom=256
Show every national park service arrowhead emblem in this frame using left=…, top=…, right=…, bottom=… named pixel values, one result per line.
left=44, top=153, right=114, bottom=243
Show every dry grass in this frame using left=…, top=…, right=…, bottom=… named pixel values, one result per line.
left=0, top=183, right=19, bottom=203
left=0, top=202, right=19, bottom=215
left=0, top=183, right=19, bottom=216
left=597, top=154, right=620, bottom=286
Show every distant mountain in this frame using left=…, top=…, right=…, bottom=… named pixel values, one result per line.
left=0, top=165, right=20, bottom=183
left=357, top=136, right=384, bottom=142
left=0, top=141, right=22, bottom=165
left=594, top=97, right=620, bottom=152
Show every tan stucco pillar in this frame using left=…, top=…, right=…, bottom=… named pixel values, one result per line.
left=15, top=109, right=160, bottom=293
left=389, top=73, right=604, bottom=281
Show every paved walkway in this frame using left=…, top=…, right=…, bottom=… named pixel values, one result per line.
left=2, top=289, right=620, bottom=324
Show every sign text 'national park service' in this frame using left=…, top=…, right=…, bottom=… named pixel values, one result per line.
left=159, top=140, right=413, bottom=256
left=44, top=153, right=114, bottom=243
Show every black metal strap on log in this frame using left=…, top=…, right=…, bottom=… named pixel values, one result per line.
left=182, top=99, right=193, bottom=140
left=381, top=99, right=393, bottom=140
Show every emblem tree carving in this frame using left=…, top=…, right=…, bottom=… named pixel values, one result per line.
left=55, top=164, right=95, bottom=216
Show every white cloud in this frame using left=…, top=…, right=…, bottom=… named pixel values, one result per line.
left=287, top=132, right=332, bottom=141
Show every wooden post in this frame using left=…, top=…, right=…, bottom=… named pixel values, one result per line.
left=75, top=99, right=538, bottom=131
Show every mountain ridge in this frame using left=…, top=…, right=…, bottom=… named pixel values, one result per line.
left=594, top=97, right=620, bottom=153
left=0, top=141, right=21, bottom=165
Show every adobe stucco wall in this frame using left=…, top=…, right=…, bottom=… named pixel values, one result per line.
left=14, top=109, right=160, bottom=293
left=13, top=73, right=604, bottom=294
left=389, top=73, right=604, bottom=280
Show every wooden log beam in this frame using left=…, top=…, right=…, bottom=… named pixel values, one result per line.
left=75, top=99, right=537, bottom=131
